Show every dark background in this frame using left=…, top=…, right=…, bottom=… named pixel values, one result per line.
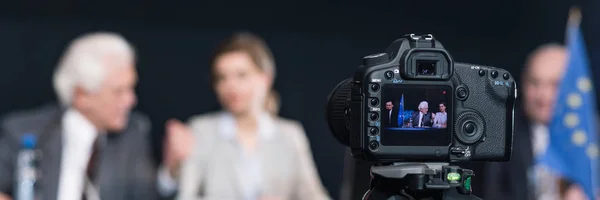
left=0, top=0, right=598, bottom=199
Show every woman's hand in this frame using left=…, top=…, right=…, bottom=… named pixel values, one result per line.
left=163, top=119, right=195, bottom=178
left=563, top=184, right=588, bottom=200
left=260, top=196, right=282, bottom=200
left=0, top=193, right=11, bottom=200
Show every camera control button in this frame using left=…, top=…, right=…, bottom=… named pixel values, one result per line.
left=456, top=87, right=469, bottom=100
left=369, top=127, right=379, bottom=136
left=370, top=98, right=379, bottom=106
left=455, top=112, right=485, bottom=145
left=478, top=69, right=485, bottom=76
left=464, top=122, right=476, bottom=136
left=371, top=84, right=380, bottom=92
left=369, top=141, right=380, bottom=151
left=384, top=71, right=394, bottom=79
left=451, top=147, right=466, bottom=157
left=491, top=70, right=498, bottom=78
left=503, top=73, right=510, bottom=80
left=369, top=112, right=379, bottom=121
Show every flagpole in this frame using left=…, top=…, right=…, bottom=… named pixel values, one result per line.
left=567, top=6, right=582, bottom=39
left=568, top=6, right=582, bottom=25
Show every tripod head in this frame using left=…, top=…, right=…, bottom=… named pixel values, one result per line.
left=363, top=163, right=482, bottom=200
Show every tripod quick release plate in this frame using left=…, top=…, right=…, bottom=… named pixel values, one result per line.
left=371, top=163, right=474, bottom=195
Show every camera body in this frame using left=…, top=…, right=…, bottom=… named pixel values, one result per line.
left=326, top=34, right=516, bottom=163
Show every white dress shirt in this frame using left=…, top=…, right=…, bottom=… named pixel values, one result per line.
left=388, top=110, right=393, bottom=124
left=531, top=124, right=549, bottom=157
left=57, top=108, right=99, bottom=200
left=530, top=123, right=560, bottom=200
left=418, top=112, right=424, bottom=127
left=433, top=112, right=447, bottom=127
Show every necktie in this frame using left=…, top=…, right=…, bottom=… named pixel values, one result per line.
left=83, top=136, right=101, bottom=200
left=420, top=114, right=424, bottom=127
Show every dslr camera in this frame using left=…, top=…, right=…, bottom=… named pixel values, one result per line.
left=326, top=34, right=516, bottom=163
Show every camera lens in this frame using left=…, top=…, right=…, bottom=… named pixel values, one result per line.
left=417, top=60, right=436, bottom=75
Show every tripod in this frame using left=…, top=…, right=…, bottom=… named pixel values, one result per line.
left=362, top=163, right=483, bottom=200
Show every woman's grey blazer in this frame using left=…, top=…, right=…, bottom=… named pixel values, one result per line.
left=176, top=112, right=331, bottom=200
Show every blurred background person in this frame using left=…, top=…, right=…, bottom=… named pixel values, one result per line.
left=157, top=32, right=330, bottom=200
left=0, top=32, right=158, bottom=200
left=483, top=44, right=572, bottom=200
left=432, top=102, right=447, bottom=128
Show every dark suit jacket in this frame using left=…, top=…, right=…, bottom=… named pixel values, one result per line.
left=482, top=107, right=534, bottom=200
left=410, top=112, right=433, bottom=127
left=382, top=109, right=399, bottom=127
left=0, top=104, right=159, bottom=200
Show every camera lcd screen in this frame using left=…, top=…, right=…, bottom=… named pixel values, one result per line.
left=379, top=84, right=451, bottom=146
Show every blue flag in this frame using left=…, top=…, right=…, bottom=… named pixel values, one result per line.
left=398, top=94, right=404, bottom=127
left=537, top=17, right=599, bottom=199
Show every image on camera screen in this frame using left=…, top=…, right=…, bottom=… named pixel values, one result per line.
left=379, top=84, right=452, bottom=146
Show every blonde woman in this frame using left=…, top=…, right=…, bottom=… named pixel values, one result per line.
left=159, top=32, right=330, bottom=200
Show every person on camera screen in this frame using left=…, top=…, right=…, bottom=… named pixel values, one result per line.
left=432, top=102, right=448, bottom=128
left=382, top=101, right=399, bottom=127
left=409, top=101, right=434, bottom=128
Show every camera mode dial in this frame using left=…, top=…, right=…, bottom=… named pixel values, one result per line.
left=363, top=53, right=389, bottom=67
left=454, top=111, right=485, bottom=145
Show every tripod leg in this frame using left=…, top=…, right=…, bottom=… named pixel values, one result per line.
left=362, top=176, right=415, bottom=200
left=441, top=188, right=483, bottom=200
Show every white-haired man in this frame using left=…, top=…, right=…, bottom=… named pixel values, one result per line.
left=410, top=101, right=434, bottom=128
left=0, top=32, right=158, bottom=200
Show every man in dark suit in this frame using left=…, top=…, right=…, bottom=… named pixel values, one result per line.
left=0, top=32, right=159, bottom=200
left=410, top=101, right=433, bottom=127
left=382, top=101, right=399, bottom=127
left=483, top=44, right=586, bottom=200
left=483, top=104, right=536, bottom=200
